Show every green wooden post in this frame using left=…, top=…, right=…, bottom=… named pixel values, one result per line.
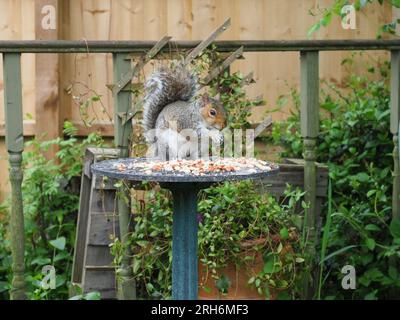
left=391, top=50, right=400, bottom=220
left=3, top=53, right=26, bottom=300
left=113, top=53, right=136, bottom=300
left=300, top=51, right=319, bottom=298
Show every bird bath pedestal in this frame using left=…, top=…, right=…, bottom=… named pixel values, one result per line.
left=91, top=158, right=279, bottom=300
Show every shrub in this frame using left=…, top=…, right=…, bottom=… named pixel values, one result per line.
left=0, top=122, right=104, bottom=300
left=272, top=56, right=400, bottom=299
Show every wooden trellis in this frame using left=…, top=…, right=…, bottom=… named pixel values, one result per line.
left=2, top=38, right=400, bottom=300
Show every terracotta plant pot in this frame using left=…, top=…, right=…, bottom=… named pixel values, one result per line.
left=198, top=250, right=276, bottom=300
left=197, top=236, right=297, bottom=300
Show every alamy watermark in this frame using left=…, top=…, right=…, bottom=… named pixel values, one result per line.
left=145, top=123, right=268, bottom=160
left=341, top=4, right=356, bottom=30
left=41, top=265, right=56, bottom=290
left=41, top=5, right=56, bottom=30
left=341, top=265, right=356, bottom=290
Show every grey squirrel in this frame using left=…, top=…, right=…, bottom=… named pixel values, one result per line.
left=142, top=66, right=227, bottom=160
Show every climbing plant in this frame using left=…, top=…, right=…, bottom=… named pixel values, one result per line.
left=308, top=0, right=400, bottom=38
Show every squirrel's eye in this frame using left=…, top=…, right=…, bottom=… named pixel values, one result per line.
left=209, top=109, right=217, bottom=117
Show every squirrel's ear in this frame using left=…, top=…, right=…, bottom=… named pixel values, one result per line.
left=201, top=92, right=210, bottom=102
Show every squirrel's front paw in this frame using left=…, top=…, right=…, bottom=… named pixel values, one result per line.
left=208, top=129, right=224, bottom=145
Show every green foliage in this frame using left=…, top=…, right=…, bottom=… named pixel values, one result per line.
left=307, top=0, right=400, bottom=39
left=65, top=83, right=112, bottom=128
left=111, top=181, right=306, bottom=299
left=0, top=122, right=104, bottom=300
left=68, top=286, right=101, bottom=300
left=272, top=56, right=400, bottom=299
left=209, top=71, right=264, bottom=129
left=192, top=45, right=265, bottom=129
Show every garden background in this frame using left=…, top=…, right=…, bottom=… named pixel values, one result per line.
left=1, top=0, right=400, bottom=300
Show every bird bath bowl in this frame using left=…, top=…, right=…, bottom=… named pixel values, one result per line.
left=91, top=157, right=279, bottom=300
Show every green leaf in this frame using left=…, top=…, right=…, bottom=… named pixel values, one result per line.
left=201, top=286, right=212, bottom=293
left=146, top=283, right=154, bottom=291
left=276, top=279, right=288, bottom=288
left=216, top=275, right=231, bottom=294
left=31, top=257, right=51, bottom=266
left=307, top=22, right=321, bottom=38
left=364, top=290, right=378, bottom=300
left=389, top=266, right=398, bottom=280
left=54, top=251, right=70, bottom=262
left=365, top=267, right=383, bottom=281
left=389, top=219, right=400, bottom=239
left=321, top=245, right=358, bottom=263
left=392, top=0, right=400, bottom=8
left=49, top=237, right=66, bottom=251
left=0, top=281, right=9, bottom=293
left=277, top=291, right=291, bottom=300
left=263, top=254, right=279, bottom=274
left=133, top=258, right=141, bottom=274
left=365, top=238, right=376, bottom=250
left=279, top=227, right=289, bottom=240
left=136, top=240, right=149, bottom=248
left=56, top=275, right=66, bottom=288
left=355, top=172, right=369, bottom=182
left=321, top=13, right=332, bottom=27
left=276, top=242, right=283, bottom=254
left=365, top=224, right=381, bottom=232
left=366, top=190, right=376, bottom=198
left=149, top=230, right=159, bottom=237
left=264, top=284, right=271, bottom=300
left=361, top=253, right=373, bottom=265
left=84, top=291, right=101, bottom=300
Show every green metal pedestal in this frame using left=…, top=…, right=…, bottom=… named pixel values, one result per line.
left=171, top=187, right=199, bottom=300
left=163, top=182, right=211, bottom=300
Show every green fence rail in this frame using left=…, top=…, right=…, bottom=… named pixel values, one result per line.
left=1, top=39, right=399, bottom=300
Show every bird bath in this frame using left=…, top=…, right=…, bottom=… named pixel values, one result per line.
left=91, top=157, right=279, bottom=300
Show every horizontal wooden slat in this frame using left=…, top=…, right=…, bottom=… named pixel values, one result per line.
left=83, top=269, right=116, bottom=299
left=0, top=120, right=36, bottom=137
left=85, top=245, right=115, bottom=266
left=72, top=121, right=114, bottom=137
left=85, top=265, right=115, bottom=271
left=88, top=212, right=119, bottom=246
left=255, top=163, right=328, bottom=197
left=0, top=39, right=400, bottom=53
left=93, top=176, right=118, bottom=191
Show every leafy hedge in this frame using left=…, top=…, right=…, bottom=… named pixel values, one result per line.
left=272, top=56, right=400, bottom=299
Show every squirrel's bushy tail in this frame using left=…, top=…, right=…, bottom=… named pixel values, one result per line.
left=142, top=65, right=198, bottom=131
